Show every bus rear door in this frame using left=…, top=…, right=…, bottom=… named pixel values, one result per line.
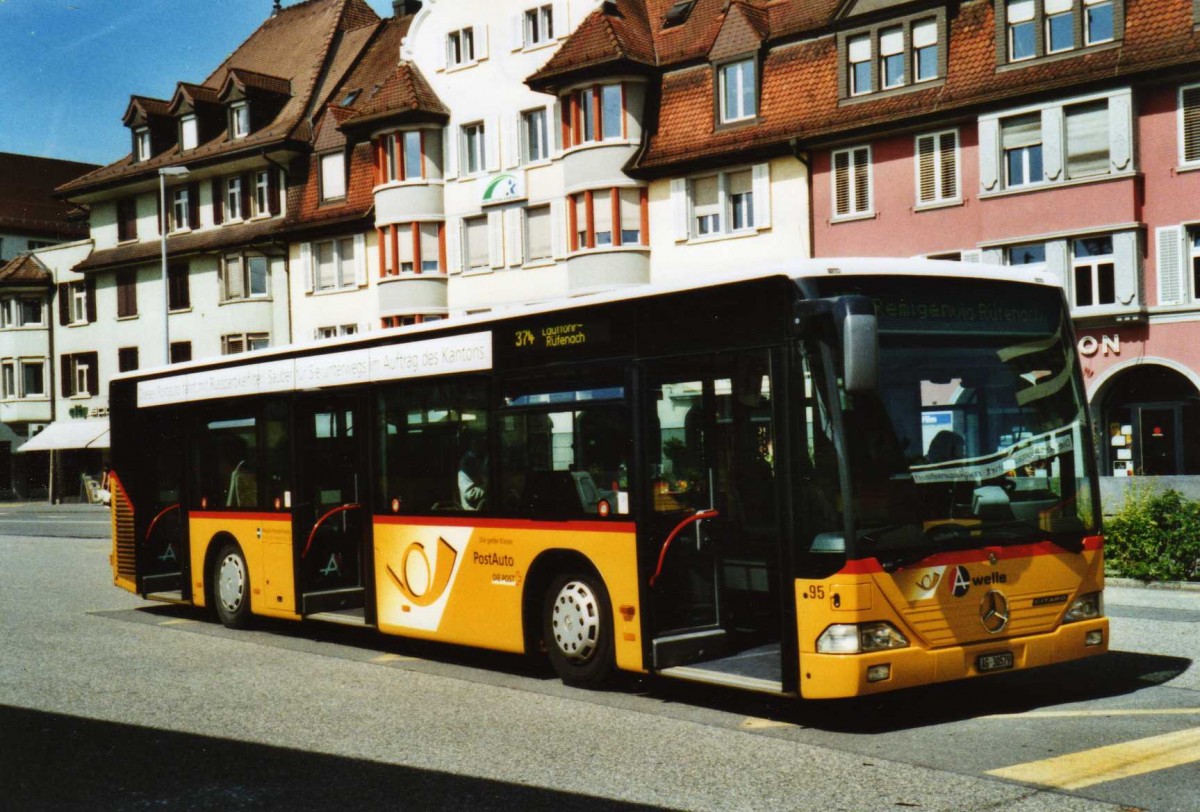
left=293, top=396, right=371, bottom=618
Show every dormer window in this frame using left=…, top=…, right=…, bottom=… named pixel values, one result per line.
left=320, top=152, right=346, bottom=201
left=998, top=0, right=1122, bottom=65
left=231, top=102, right=250, bottom=139
left=718, top=58, right=757, bottom=124
left=1085, top=0, right=1114, bottom=46
left=135, top=128, right=151, bottom=162
left=879, top=27, right=904, bottom=89
left=848, top=35, right=872, bottom=95
left=839, top=13, right=943, bottom=100
left=181, top=115, right=198, bottom=150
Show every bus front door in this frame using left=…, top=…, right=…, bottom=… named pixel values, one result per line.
left=294, top=397, right=369, bottom=617
left=643, top=351, right=782, bottom=685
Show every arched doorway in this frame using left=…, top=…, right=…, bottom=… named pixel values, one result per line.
left=1097, top=364, right=1200, bottom=476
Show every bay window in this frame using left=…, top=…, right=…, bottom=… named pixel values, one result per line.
left=379, top=223, right=442, bottom=276
left=568, top=187, right=647, bottom=251
left=564, top=84, right=624, bottom=147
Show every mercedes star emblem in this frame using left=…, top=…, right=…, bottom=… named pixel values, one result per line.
left=980, top=590, right=1010, bottom=634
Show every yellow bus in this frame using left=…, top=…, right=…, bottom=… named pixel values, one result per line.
left=109, top=260, right=1108, bottom=698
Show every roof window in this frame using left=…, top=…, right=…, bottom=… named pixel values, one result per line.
left=663, top=1, right=696, bottom=29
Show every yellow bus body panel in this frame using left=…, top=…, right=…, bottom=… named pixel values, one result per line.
left=373, top=519, right=644, bottom=673
left=796, top=542, right=1109, bottom=699
left=189, top=514, right=299, bottom=620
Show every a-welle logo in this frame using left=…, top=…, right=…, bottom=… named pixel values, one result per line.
left=387, top=536, right=459, bottom=607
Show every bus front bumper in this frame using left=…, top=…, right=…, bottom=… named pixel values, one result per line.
left=799, top=617, right=1109, bottom=699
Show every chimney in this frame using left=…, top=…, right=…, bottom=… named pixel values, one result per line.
left=272, top=0, right=282, bottom=16
left=393, top=0, right=422, bottom=17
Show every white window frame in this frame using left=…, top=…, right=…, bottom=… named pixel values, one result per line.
left=221, top=332, right=269, bottom=355
left=521, top=108, right=549, bottom=164
left=524, top=5, right=553, bottom=47
left=463, top=215, right=490, bottom=272
left=461, top=122, right=486, bottom=176
left=879, top=27, right=905, bottom=90
left=848, top=35, right=872, bottom=96
left=914, top=129, right=960, bottom=206
left=718, top=58, right=757, bottom=123
left=231, top=101, right=250, bottom=139
left=1191, top=228, right=1200, bottom=303
left=312, top=237, right=360, bottom=291
left=1001, top=113, right=1043, bottom=188
left=254, top=170, right=271, bottom=216
left=20, top=359, right=45, bottom=398
left=831, top=146, right=873, bottom=219
left=1, top=361, right=14, bottom=399
left=70, top=282, right=88, bottom=324
left=912, top=19, right=939, bottom=83
left=73, top=358, right=90, bottom=396
left=523, top=204, right=553, bottom=264
left=222, top=253, right=270, bottom=301
left=1071, top=236, right=1116, bottom=310
left=447, top=27, right=476, bottom=68
left=687, top=168, right=761, bottom=239
left=1045, top=0, right=1074, bottom=54
left=319, top=152, right=346, bottom=201
left=135, top=128, right=151, bottom=161
left=1084, top=0, right=1114, bottom=47
left=180, top=115, right=198, bottom=150
left=226, top=176, right=244, bottom=221
left=1007, top=0, right=1037, bottom=62
left=172, top=187, right=190, bottom=232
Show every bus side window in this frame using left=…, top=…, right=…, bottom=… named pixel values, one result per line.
left=377, top=380, right=489, bottom=514
left=191, top=413, right=259, bottom=510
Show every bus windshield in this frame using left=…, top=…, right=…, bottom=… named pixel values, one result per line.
left=813, top=276, right=1098, bottom=568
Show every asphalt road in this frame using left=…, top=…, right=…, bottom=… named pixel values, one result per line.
left=1, top=522, right=1197, bottom=811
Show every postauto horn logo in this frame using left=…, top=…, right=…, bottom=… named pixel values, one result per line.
left=387, top=537, right=459, bottom=607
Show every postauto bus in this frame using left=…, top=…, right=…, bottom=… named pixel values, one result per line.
left=109, top=260, right=1107, bottom=699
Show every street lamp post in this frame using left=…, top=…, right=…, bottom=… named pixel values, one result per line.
left=158, top=166, right=189, bottom=365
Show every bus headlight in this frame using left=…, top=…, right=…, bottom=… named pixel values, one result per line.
left=1064, top=591, right=1104, bottom=623
left=817, top=622, right=909, bottom=654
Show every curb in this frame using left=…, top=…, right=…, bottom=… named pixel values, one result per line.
left=1105, top=576, right=1200, bottom=593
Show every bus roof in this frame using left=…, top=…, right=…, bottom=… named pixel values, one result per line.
left=113, top=258, right=1055, bottom=383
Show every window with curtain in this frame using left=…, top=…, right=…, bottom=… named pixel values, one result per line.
left=1002, top=113, right=1043, bottom=187
left=879, top=27, right=905, bottom=89
left=848, top=35, right=872, bottom=95
left=1007, top=0, right=1036, bottom=61
left=913, top=19, right=938, bottom=82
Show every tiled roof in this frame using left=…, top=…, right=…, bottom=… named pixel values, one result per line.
left=220, top=68, right=292, bottom=99
left=73, top=217, right=286, bottom=275
left=59, top=0, right=381, bottom=197
left=122, top=96, right=173, bottom=126
left=288, top=141, right=376, bottom=232
left=168, top=82, right=223, bottom=113
left=0, top=253, right=53, bottom=287
left=0, top=153, right=97, bottom=239
left=528, top=0, right=657, bottom=89
left=336, top=15, right=449, bottom=129
left=638, top=0, right=1200, bottom=172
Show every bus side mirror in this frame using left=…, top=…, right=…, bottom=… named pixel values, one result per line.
left=837, top=296, right=878, bottom=394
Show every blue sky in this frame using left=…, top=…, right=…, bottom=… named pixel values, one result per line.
left=0, top=0, right=397, bottom=166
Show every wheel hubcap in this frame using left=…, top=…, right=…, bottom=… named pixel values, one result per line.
left=551, top=580, right=600, bottom=663
left=218, top=554, right=245, bottom=613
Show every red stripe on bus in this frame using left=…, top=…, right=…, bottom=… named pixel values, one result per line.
left=838, top=537, right=1103, bottom=575
left=192, top=511, right=290, bottom=523
left=373, top=515, right=637, bottom=534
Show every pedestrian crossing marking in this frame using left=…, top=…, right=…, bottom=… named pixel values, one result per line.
left=987, top=726, right=1200, bottom=790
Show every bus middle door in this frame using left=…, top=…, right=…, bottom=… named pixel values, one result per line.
left=293, top=396, right=369, bottom=617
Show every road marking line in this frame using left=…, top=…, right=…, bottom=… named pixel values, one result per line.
left=158, top=619, right=198, bottom=626
left=741, top=717, right=797, bottom=730
left=371, top=653, right=416, bottom=664
left=986, top=709, right=1200, bottom=720
left=987, top=726, right=1200, bottom=790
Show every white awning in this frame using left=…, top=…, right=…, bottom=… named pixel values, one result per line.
left=18, top=419, right=110, bottom=453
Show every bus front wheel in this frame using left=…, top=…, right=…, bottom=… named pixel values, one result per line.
left=543, top=572, right=614, bottom=687
left=213, top=542, right=252, bottom=629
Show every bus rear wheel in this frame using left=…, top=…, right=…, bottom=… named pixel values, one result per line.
left=213, top=542, right=252, bottom=629
left=543, top=572, right=614, bottom=687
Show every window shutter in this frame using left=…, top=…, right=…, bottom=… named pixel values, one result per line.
left=670, top=178, right=688, bottom=241
left=486, top=117, right=501, bottom=173
left=61, top=356, right=73, bottom=398
left=916, top=134, right=936, bottom=204
left=507, top=208, right=524, bottom=266
left=446, top=217, right=463, bottom=273
left=1183, top=85, right=1200, bottom=165
left=444, top=125, right=458, bottom=180
left=1045, top=239, right=1070, bottom=290
left=833, top=151, right=850, bottom=216
left=751, top=163, right=771, bottom=229
left=354, top=233, right=367, bottom=286
left=939, top=131, right=958, bottom=200
left=268, top=168, right=282, bottom=215
left=549, top=199, right=567, bottom=259
left=85, top=277, right=96, bottom=323
left=510, top=13, right=524, bottom=50
left=212, top=178, right=224, bottom=224
left=300, top=242, right=313, bottom=293
left=1041, top=106, right=1063, bottom=181
left=188, top=182, right=200, bottom=227
left=86, top=352, right=98, bottom=396
left=488, top=210, right=505, bottom=268
left=978, top=117, right=999, bottom=192
left=57, top=284, right=69, bottom=326
left=504, top=112, right=519, bottom=169
left=1156, top=225, right=1186, bottom=306
left=548, top=102, right=562, bottom=157
left=1109, top=90, right=1132, bottom=171
left=1113, top=230, right=1139, bottom=305
left=475, top=25, right=489, bottom=61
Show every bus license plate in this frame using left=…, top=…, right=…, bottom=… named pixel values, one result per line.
left=977, top=652, right=1014, bottom=673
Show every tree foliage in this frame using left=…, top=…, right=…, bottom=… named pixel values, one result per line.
left=1105, top=486, right=1200, bottom=582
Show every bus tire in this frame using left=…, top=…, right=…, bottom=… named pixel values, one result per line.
left=543, top=572, right=614, bottom=687
left=212, top=541, right=252, bottom=629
